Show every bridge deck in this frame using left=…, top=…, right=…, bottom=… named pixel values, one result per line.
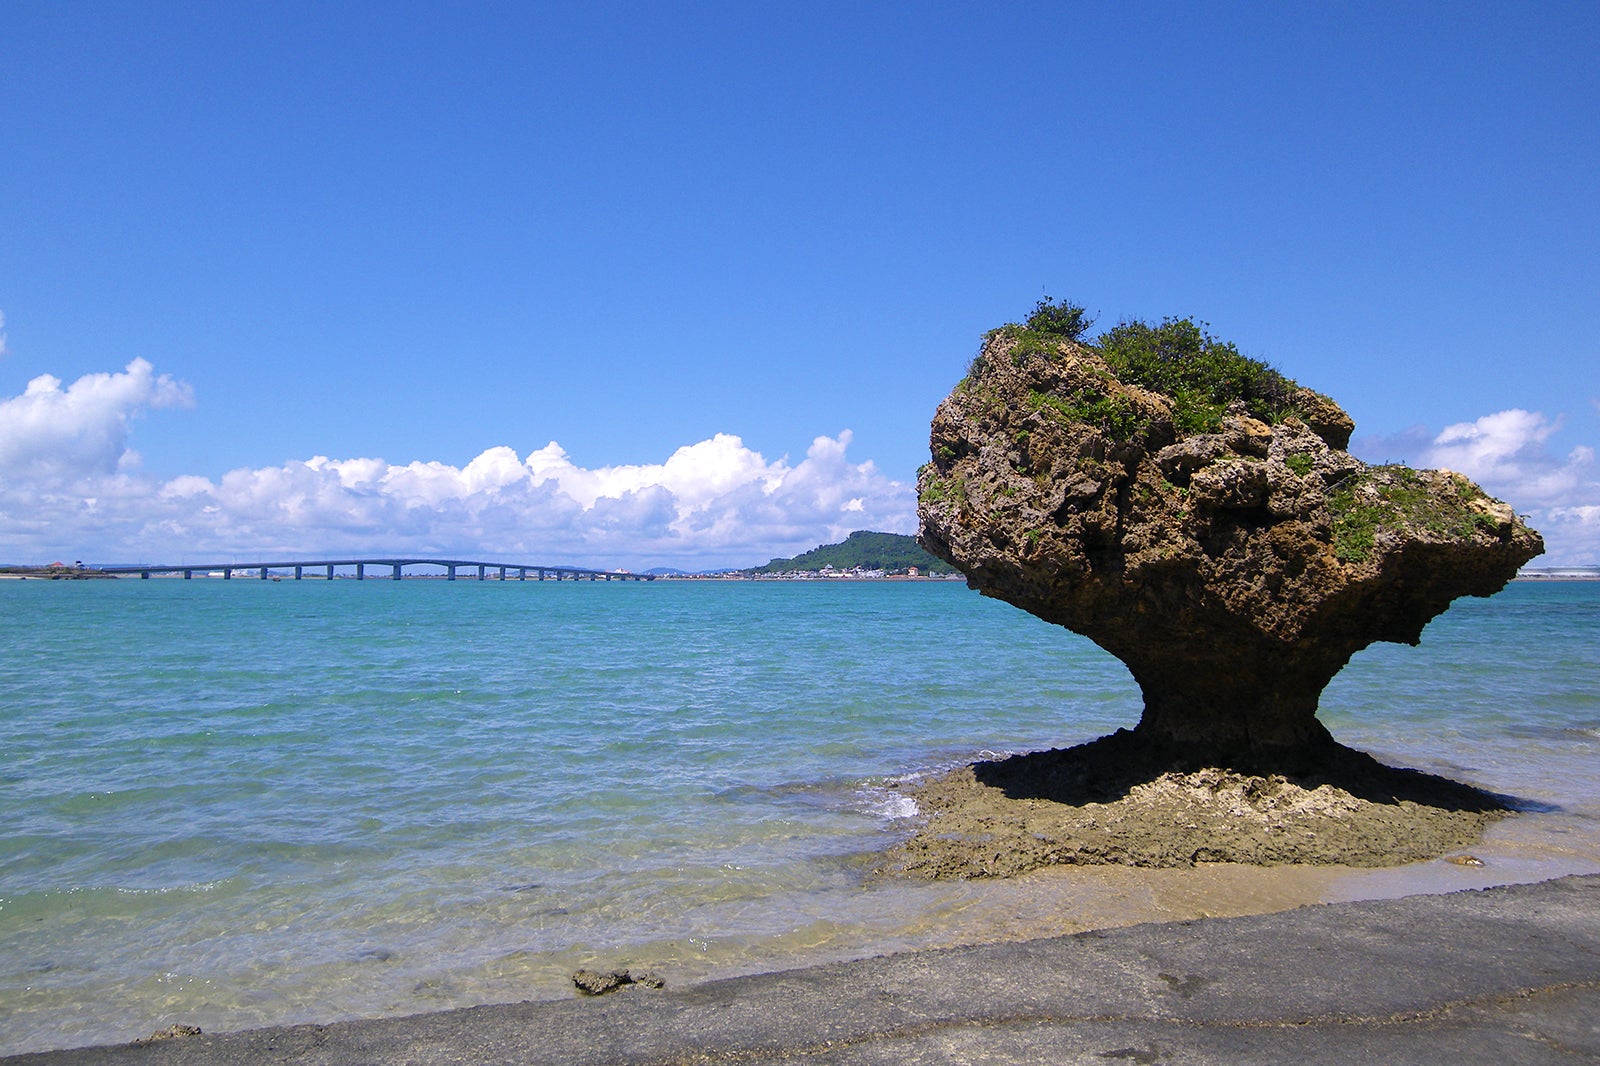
left=94, top=559, right=653, bottom=581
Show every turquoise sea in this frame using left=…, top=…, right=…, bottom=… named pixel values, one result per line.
left=2, top=577, right=1598, bottom=1056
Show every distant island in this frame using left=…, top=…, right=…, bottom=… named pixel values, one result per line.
left=745, top=531, right=960, bottom=577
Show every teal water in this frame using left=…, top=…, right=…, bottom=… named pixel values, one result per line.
left=2, top=578, right=1597, bottom=1055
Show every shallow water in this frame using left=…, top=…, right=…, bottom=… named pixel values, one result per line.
left=1, top=578, right=1596, bottom=1055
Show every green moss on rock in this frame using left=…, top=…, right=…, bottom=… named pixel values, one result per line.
left=1329, top=466, right=1496, bottom=563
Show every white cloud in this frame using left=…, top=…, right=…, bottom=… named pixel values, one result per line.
left=0, top=310, right=9, bottom=358
left=1529, top=504, right=1600, bottom=569
left=1354, top=408, right=1600, bottom=565
left=0, top=358, right=193, bottom=480
left=0, top=362, right=915, bottom=569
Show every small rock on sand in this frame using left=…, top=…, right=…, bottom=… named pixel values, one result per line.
left=572, top=968, right=665, bottom=995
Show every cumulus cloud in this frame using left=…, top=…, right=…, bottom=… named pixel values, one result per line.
left=0, top=358, right=193, bottom=480
left=0, top=362, right=915, bottom=569
left=1354, top=408, right=1600, bottom=565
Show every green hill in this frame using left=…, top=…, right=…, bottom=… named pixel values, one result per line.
left=751, top=531, right=958, bottom=575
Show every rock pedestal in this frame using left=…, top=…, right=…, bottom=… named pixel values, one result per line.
left=918, top=315, right=1543, bottom=772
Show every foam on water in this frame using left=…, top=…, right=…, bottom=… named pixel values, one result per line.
left=2, top=578, right=1597, bottom=1055
left=852, top=784, right=920, bottom=821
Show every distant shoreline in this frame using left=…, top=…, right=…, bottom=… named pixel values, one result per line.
left=659, top=573, right=964, bottom=582
left=1514, top=573, right=1600, bottom=581
left=3, top=566, right=1590, bottom=582
left=0, top=569, right=968, bottom=582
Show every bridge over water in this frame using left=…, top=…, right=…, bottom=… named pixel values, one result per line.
left=95, top=559, right=654, bottom=582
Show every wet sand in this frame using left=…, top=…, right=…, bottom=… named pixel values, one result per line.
left=11, top=875, right=1600, bottom=1064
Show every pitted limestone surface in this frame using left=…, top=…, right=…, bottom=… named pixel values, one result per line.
left=918, top=316, right=1541, bottom=767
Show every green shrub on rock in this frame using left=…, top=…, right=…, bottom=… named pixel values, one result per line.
left=981, top=298, right=1306, bottom=439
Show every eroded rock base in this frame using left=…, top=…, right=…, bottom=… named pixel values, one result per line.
left=886, top=732, right=1510, bottom=877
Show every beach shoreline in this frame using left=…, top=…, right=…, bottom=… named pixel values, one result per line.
left=8, top=823, right=1598, bottom=1061
left=9, top=873, right=1599, bottom=1064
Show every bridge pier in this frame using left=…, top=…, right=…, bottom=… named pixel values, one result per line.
left=477, top=564, right=486, bottom=581
left=223, top=569, right=231, bottom=580
left=326, top=564, right=335, bottom=580
left=141, top=570, right=150, bottom=579
left=260, top=567, right=269, bottom=580
left=447, top=565, right=456, bottom=581
left=393, top=564, right=402, bottom=580
left=499, top=566, right=507, bottom=581
left=294, top=565, right=303, bottom=580
left=356, top=563, right=365, bottom=580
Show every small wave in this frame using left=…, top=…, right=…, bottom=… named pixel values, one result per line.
left=854, top=786, right=919, bottom=821
left=114, top=880, right=226, bottom=896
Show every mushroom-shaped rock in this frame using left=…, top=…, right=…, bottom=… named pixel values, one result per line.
left=918, top=303, right=1543, bottom=772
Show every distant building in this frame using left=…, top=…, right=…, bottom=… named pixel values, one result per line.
left=1519, top=566, right=1600, bottom=580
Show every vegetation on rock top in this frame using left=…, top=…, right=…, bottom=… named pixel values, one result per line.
left=981, top=298, right=1309, bottom=438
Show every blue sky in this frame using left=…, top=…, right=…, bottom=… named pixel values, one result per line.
left=2, top=2, right=1596, bottom=567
